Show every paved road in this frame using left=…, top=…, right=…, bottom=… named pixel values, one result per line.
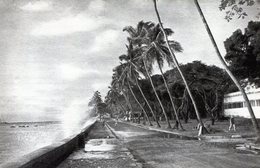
left=57, top=121, right=141, bottom=168
left=58, top=120, right=260, bottom=168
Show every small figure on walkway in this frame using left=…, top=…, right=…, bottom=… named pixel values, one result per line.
left=115, top=116, right=119, bottom=126
left=229, top=116, right=236, bottom=131
left=102, top=119, right=106, bottom=127
left=196, top=122, right=201, bottom=130
left=173, top=120, right=179, bottom=130
left=210, top=118, right=215, bottom=125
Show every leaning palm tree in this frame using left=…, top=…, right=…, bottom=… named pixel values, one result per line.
left=139, top=48, right=172, bottom=128
left=194, top=0, right=260, bottom=141
left=121, top=90, right=133, bottom=113
left=110, top=77, right=133, bottom=114
left=114, top=64, right=152, bottom=126
left=133, top=23, right=184, bottom=130
left=108, top=87, right=128, bottom=112
left=152, top=0, right=207, bottom=134
left=106, top=89, right=127, bottom=115
left=120, top=43, right=161, bottom=127
left=124, top=22, right=173, bottom=129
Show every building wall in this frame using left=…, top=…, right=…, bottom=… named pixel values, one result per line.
left=224, top=88, right=260, bottom=118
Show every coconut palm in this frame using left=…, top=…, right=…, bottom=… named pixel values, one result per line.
left=194, top=0, right=260, bottom=141
left=132, top=22, right=184, bottom=130
left=152, top=0, right=207, bottom=134
left=120, top=43, right=161, bottom=127
left=108, top=87, right=128, bottom=111
left=139, top=47, right=172, bottom=128
left=122, top=91, right=133, bottom=113
left=110, top=76, right=133, bottom=114
left=105, top=88, right=127, bottom=116
left=110, top=68, right=134, bottom=119
left=114, top=64, right=152, bottom=125
left=124, top=21, right=173, bottom=129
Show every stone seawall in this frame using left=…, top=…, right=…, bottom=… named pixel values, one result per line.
left=0, top=119, right=96, bottom=168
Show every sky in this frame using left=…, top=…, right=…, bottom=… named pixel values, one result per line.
left=0, top=0, right=259, bottom=122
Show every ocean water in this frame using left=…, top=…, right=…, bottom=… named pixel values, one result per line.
left=0, top=121, right=80, bottom=164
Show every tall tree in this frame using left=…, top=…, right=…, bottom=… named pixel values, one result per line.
left=107, top=88, right=127, bottom=114
left=224, top=21, right=260, bottom=85
left=124, top=21, right=172, bottom=129
left=110, top=80, right=133, bottom=114
left=127, top=22, right=184, bottom=129
left=194, top=0, right=260, bottom=141
left=114, top=64, right=152, bottom=125
left=88, top=91, right=106, bottom=120
left=143, top=23, right=184, bottom=129
left=120, top=43, right=161, bottom=127
left=152, top=0, right=207, bottom=134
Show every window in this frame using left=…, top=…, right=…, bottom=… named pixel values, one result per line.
left=256, top=100, right=260, bottom=106
left=238, top=102, right=243, bottom=108
left=228, top=103, right=232, bottom=109
left=224, top=104, right=228, bottom=109
left=250, top=100, right=256, bottom=106
left=224, top=102, right=244, bottom=109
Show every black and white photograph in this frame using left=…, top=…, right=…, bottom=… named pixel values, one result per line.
left=0, top=0, right=260, bottom=167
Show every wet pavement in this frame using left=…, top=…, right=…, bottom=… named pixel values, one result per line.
left=57, top=121, right=141, bottom=168
left=58, top=120, right=260, bottom=168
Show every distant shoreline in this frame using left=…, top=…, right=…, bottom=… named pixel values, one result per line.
left=0, top=121, right=61, bottom=125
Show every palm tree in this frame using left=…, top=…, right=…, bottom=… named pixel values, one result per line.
left=124, top=21, right=173, bottom=129
left=106, top=88, right=127, bottom=116
left=152, top=0, right=207, bottom=134
left=110, top=77, right=133, bottom=114
left=114, top=64, right=152, bottom=125
left=120, top=43, right=161, bottom=127
left=122, top=91, right=133, bottom=113
left=157, top=60, right=184, bottom=130
left=194, top=0, right=260, bottom=141
left=133, top=22, right=184, bottom=130
left=108, top=87, right=128, bottom=111
left=141, top=49, right=172, bottom=128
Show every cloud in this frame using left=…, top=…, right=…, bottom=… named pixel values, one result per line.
left=31, top=13, right=106, bottom=36
left=88, top=0, right=106, bottom=15
left=89, top=29, right=121, bottom=53
left=91, top=83, right=108, bottom=91
left=58, top=63, right=99, bottom=81
left=20, top=1, right=52, bottom=11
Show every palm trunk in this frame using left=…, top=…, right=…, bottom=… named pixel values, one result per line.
left=116, top=97, right=127, bottom=113
left=134, top=73, right=161, bottom=127
left=122, top=91, right=134, bottom=122
left=194, top=0, right=260, bottom=141
left=122, top=91, right=133, bottom=112
left=157, top=61, right=184, bottom=130
left=143, top=59, right=171, bottom=128
left=153, top=0, right=206, bottom=135
left=110, top=88, right=129, bottom=116
left=127, top=79, right=152, bottom=126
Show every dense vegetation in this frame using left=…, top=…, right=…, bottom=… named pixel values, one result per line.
left=104, top=60, right=231, bottom=124
left=224, top=21, right=260, bottom=86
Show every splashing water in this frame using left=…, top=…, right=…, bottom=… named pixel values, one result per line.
left=61, top=99, right=95, bottom=137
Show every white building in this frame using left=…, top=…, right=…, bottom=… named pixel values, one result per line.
left=224, top=87, right=260, bottom=118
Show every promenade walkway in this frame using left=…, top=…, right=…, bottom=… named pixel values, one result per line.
left=58, top=120, right=260, bottom=168
left=57, top=121, right=141, bottom=168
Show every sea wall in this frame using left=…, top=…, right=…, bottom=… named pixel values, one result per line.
left=0, top=120, right=96, bottom=168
